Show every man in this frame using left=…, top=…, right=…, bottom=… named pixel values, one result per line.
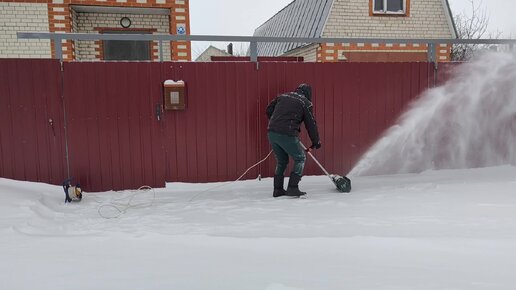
left=266, top=83, right=321, bottom=197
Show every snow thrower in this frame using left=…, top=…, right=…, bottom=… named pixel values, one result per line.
left=300, top=142, right=351, bottom=193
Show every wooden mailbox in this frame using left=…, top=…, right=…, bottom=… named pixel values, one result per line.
left=163, top=80, right=186, bottom=110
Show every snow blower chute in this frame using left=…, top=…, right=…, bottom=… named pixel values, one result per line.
left=300, top=142, right=351, bottom=193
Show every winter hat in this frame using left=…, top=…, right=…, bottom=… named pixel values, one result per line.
left=296, top=83, right=312, bottom=101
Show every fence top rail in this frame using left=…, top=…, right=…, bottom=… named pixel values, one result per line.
left=17, top=32, right=516, bottom=62
left=16, top=32, right=516, bottom=44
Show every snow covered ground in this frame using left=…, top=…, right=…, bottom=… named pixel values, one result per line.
left=2, top=165, right=516, bottom=290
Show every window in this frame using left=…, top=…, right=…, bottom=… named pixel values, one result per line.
left=373, top=0, right=406, bottom=14
left=102, top=31, right=151, bottom=61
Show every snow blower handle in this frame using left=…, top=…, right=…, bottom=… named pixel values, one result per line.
left=299, top=141, right=331, bottom=177
left=300, top=141, right=352, bottom=193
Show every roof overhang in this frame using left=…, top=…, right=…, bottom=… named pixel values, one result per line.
left=442, top=0, right=458, bottom=39
left=71, top=5, right=170, bottom=15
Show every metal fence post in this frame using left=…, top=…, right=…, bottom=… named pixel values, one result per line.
left=427, top=42, right=440, bottom=87
left=427, top=42, right=436, bottom=63
left=54, top=36, right=63, bottom=61
left=159, top=40, right=163, bottom=62
left=250, top=41, right=258, bottom=62
left=249, top=41, right=259, bottom=69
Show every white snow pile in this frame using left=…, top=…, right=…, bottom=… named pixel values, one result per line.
left=351, top=51, right=516, bottom=176
left=164, top=79, right=185, bottom=85
left=2, top=165, right=516, bottom=290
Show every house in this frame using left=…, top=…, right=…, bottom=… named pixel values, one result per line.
left=195, top=45, right=232, bottom=62
left=0, top=0, right=191, bottom=61
left=253, top=0, right=457, bottom=62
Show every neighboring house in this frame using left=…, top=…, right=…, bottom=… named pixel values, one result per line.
left=0, top=0, right=191, bottom=61
left=195, top=45, right=231, bottom=62
left=253, top=0, right=457, bottom=62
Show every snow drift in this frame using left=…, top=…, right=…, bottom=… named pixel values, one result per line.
left=351, top=51, right=516, bottom=176
left=2, top=165, right=516, bottom=289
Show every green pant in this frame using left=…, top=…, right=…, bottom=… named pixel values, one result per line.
left=267, top=131, right=306, bottom=176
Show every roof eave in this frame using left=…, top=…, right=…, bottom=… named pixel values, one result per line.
left=443, top=0, right=458, bottom=39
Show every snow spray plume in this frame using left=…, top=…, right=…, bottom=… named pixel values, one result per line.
left=351, top=51, right=516, bottom=176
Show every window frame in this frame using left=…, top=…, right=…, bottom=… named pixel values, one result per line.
left=95, top=28, right=156, bottom=61
left=370, top=0, right=410, bottom=16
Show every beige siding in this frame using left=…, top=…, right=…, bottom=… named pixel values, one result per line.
left=0, top=3, right=51, bottom=58
left=323, top=0, right=454, bottom=39
left=283, top=44, right=318, bottom=62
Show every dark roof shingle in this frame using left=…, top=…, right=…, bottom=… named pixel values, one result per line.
left=253, top=0, right=333, bottom=56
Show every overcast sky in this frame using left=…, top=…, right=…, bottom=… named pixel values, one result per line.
left=449, top=0, right=516, bottom=36
left=189, top=0, right=516, bottom=58
left=189, top=0, right=292, bottom=57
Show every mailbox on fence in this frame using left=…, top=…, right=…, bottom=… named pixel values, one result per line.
left=163, top=80, right=186, bottom=110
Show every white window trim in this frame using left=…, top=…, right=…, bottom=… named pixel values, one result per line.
left=373, top=0, right=406, bottom=15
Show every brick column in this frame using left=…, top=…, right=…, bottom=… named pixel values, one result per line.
left=436, top=43, right=452, bottom=62
left=170, top=0, right=191, bottom=61
left=48, top=0, right=74, bottom=61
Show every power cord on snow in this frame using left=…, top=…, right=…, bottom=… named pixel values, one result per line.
left=97, top=185, right=156, bottom=219
left=187, top=150, right=273, bottom=202
left=95, top=150, right=274, bottom=219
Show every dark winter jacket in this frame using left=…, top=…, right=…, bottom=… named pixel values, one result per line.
left=266, top=85, right=320, bottom=145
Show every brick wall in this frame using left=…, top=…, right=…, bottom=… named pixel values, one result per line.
left=320, top=0, right=454, bottom=62
left=0, top=0, right=191, bottom=61
left=324, top=0, right=453, bottom=39
left=283, top=43, right=318, bottom=62
left=0, top=2, right=51, bottom=58
left=74, top=12, right=171, bottom=61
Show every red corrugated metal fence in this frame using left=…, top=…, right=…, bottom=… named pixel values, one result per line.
left=0, top=59, right=458, bottom=191
left=63, top=62, right=166, bottom=191
left=0, top=59, right=67, bottom=185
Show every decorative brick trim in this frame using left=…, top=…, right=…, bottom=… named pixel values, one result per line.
left=48, top=3, right=74, bottom=60
left=319, top=42, right=451, bottom=62
left=169, top=0, right=190, bottom=61
left=435, top=43, right=451, bottom=62
left=94, top=41, right=104, bottom=60
left=0, top=0, right=49, bottom=2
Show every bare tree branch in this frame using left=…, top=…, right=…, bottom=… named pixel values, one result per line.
left=451, top=0, right=502, bottom=61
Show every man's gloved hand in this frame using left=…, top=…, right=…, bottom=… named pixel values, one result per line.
left=310, top=141, right=322, bottom=150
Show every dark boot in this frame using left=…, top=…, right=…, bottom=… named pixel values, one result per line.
left=286, top=174, right=306, bottom=197
left=273, top=175, right=286, bottom=197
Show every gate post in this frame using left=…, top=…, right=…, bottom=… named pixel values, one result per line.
left=54, top=35, right=63, bottom=61
left=250, top=41, right=259, bottom=69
